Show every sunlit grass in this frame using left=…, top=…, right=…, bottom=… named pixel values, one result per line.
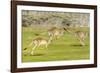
left=22, top=27, right=90, bottom=62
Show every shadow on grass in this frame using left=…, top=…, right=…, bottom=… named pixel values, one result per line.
left=30, top=53, right=45, bottom=56
left=70, top=44, right=88, bottom=46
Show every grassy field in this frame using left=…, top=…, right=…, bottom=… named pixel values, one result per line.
left=22, top=27, right=90, bottom=62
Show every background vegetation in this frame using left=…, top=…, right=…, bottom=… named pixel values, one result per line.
left=22, top=10, right=90, bottom=28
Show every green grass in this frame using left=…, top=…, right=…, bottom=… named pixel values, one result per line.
left=22, top=27, right=90, bottom=62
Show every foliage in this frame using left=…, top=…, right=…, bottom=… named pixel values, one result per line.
left=22, top=10, right=90, bottom=27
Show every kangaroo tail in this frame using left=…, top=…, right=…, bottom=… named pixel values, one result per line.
left=24, top=41, right=33, bottom=50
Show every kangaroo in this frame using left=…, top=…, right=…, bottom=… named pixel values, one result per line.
left=24, top=36, right=52, bottom=55
left=48, top=27, right=64, bottom=40
left=63, top=27, right=88, bottom=46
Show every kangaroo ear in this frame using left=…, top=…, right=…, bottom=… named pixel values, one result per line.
left=63, top=27, right=65, bottom=30
left=63, top=28, right=67, bottom=31
left=24, top=48, right=27, bottom=50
